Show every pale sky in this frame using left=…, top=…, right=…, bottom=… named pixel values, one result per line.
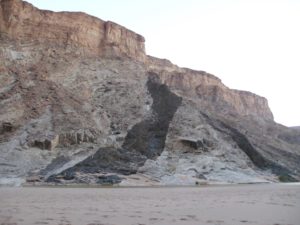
left=26, top=0, right=300, bottom=126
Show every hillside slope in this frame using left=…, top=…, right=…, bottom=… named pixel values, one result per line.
left=0, top=0, right=299, bottom=186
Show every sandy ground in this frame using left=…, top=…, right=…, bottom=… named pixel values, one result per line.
left=0, top=184, right=299, bottom=225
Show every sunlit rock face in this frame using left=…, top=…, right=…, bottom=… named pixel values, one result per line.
left=0, top=0, right=145, bottom=61
left=0, top=0, right=299, bottom=186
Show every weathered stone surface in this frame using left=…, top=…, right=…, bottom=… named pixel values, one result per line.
left=0, top=0, right=299, bottom=186
left=0, top=0, right=145, bottom=61
left=179, top=137, right=213, bottom=152
left=1, top=122, right=13, bottom=132
left=26, top=175, right=42, bottom=183
left=58, top=130, right=95, bottom=146
left=147, top=56, right=273, bottom=120
left=291, top=126, right=300, bottom=130
left=47, top=76, right=182, bottom=182
left=31, top=135, right=59, bottom=150
left=97, top=175, right=122, bottom=185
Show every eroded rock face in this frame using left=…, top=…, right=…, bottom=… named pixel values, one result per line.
left=0, top=0, right=145, bottom=61
left=0, top=0, right=299, bottom=186
left=47, top=75, right=182, bottom=183
left=147, top=56, right=273, bottom=120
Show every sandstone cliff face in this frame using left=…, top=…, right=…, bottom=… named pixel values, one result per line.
left=147, top=56, right=273, bottom=120
left=0, top=0, right=145, bottom=61
left=0, top=0, right=299, bottom=186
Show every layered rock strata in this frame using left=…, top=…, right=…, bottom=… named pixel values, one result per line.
left=0, top=0, right=145, bottom=61
left=0, top=0, right=299, bottom=186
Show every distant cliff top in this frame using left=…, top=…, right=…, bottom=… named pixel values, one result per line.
left=0, top=0, right=274, bottom=120
left=0, top=0, right=146, bottom=61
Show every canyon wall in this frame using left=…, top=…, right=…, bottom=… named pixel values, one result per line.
left=0, top=0, right=145, bottom=61
left=0, top=0, right=299, bottom=186
left=0, top=0, right=272, bottom=120
left=147, top=56, right=273, bottom=120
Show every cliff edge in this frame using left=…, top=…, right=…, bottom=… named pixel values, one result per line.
left=0, top=0, right=146, bottom=61
left=0, top=0, right=299, bottom=186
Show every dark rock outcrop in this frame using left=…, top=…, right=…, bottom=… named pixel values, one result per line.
left=122, top=73, right=182, bottom=158
left=180, top=138, right=214, bottom=152
left=2, top=122, right=13, bottom=132
left=46, top=75, right=182, bottom=183
left=0, top=0, right=299, bottom=186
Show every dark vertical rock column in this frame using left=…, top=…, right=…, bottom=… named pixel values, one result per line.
left=122, top=72, right=182, bottom=158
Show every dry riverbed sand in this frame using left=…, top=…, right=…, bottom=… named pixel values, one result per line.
left=0, top=184, right=299, bottom=225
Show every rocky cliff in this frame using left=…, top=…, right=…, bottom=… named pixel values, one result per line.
left=147, top=56, right=273, bottom=120
left=0, top=0, right=299, bottom=186
left=0, top=0, right=145, bottom=61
